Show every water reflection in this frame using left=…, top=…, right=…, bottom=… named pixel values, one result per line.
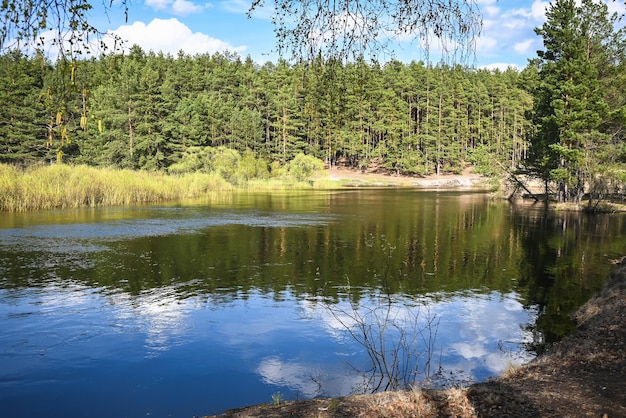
left=511, top=205, right=626, bottom=350
left=440, top=292, right=535, bottom=374
left=301, top=290, right=535, bottom=392
left=0, top=190, right=625, bottom=417
left=107, top=287, right=194, bottom=357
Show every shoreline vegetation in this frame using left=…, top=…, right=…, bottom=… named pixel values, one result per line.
left=210, top=260, right=626, bottom=418
left=2, top=162, right=625, bottom=213
left=0, top=163, right=494, bottom=212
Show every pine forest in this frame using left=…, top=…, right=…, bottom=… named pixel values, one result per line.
left=1, top=0, right=625, bottom=204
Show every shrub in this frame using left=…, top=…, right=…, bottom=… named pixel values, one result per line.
left=209, top=147, right=241, bottom=183
left=237, top=149, right=269, bottom=180
left=287, top=153, right=325, bottom=182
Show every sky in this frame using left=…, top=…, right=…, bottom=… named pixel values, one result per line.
left=90, top=0, right=626, bottom=70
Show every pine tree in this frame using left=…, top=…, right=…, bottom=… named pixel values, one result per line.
left=0, top=51, right=48, bottom=164
left=527, top=0, right=610, bottom=202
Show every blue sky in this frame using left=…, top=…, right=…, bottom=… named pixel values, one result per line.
left=91, top=0, right=625, bottom=70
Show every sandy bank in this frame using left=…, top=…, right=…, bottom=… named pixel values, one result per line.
left=322, top=167, right=492, bottom=189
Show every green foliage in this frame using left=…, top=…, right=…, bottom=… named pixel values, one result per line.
left=168, top=146, right=270, bottom=186
left=168, top=146, right=209, bottom=174
left=0, top=49, right=539, bottom=175
left=209, top=146, right=241, bottom=183
left=526, top=0, right=625, bottom=202
left=238, top=149, right=269, bottom=181
left=0, top=51, right=48, bottom=164
left=467, top=145, right=503, bottom=177
left=1, top=44, right=623, bottom=185
left=287, top=153, right=325, bottom=181
left=271, top=392, right=284, bottom=406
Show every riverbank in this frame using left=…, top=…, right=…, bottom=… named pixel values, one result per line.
left=0, top=163, right=492, bottom=211
left=209, top=259, right=626, bottom=417
left=323, top=166, right=492, bottom=189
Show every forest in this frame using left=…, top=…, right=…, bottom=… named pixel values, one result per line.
left=0, top=49, right=534, bottom=174
left=0, top=0, right=625, bottom=203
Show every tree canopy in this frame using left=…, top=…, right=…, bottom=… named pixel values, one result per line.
left=0, top=49, right=534, bottom=176
left=525, top=0, right=626, bottom=204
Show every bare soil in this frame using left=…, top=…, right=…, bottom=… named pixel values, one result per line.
left=322, top=166, right=492, bottom=189
left=207, top=170, right=625, bottom=418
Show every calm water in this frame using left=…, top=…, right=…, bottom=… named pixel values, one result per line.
left=1, top=189, right=624, bottom=417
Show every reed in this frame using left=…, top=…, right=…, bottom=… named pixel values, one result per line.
left=244, top=177, right=313, bottom=190
left=0, top=164, right=247, bottom=211
left=312, top=177, right=343, bottom=189
left=0, top=163, right=326, bottom=211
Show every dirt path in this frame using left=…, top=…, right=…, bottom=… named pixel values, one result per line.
left=208, top=260, right=626, bottom=418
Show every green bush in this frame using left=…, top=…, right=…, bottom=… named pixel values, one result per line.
left=208, top=147, right=241, bottom=182
left=287, top=153, right=325, bottom=181
left=269, top=160, right=286, bottom=177
left=467, top=145, right=502, bottom=177
left=237, top=149, right=269, bottom=180
left=168, top=146, right=206, bottom=174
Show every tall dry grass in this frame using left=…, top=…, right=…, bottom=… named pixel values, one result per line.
left=0, top=164, right=238, bottom=211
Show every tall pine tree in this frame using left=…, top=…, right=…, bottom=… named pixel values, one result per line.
left=527, top=0, right=611, bottom=203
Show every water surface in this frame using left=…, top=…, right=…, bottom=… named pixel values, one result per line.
left=1, top=189, right=624, bottom=417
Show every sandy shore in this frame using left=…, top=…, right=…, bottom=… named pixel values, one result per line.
left=323, top=166, right=491, bottom=189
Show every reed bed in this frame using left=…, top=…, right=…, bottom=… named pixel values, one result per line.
left=0, top=164, right=242, bottom=211
left=245, top=177, right=315, bottom=190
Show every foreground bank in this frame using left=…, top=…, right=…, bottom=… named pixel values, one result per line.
left=209, top=260, right=626, bottom=418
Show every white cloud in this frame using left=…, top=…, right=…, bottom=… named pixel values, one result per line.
left=475, top=35, right=497, bottom=56
left=483, top=5, right=500, bottom=18
left=304, top=290, right=535, bottom=382
left=145, top=0, right=209, bottom=16
left=145, top=0, right=171, bottom=11
left=172, top=0, right=205, bottom=15
left=256, top=357, right=322, bottom=397
left=451, top=342, right=488, bottom=359
left=110, top=18, right=246, bottom=56
left=514, top=38, right=534, bottom=55
left=256, top=355, right=364, bottom=397
left=109, top=288, right=193, bottom=357
left=502, top=17, right=532, bottom=31
left=530, top=0, right=550, bottom=21
left=511, top=0, right=549, bottom=21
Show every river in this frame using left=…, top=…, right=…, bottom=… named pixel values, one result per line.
left=1, top=189, right=624, bottom=417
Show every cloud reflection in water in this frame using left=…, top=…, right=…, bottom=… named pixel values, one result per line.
left=296, top=290, right=536, bottom=389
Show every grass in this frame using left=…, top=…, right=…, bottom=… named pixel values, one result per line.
left=0, top=163, right=324, bottom=211
left=245, top=177, right=315, bottom=190
left=312, top=177, right=348, bottom=189
left=0, top=163, right=492, bottom=211
left=271, top=392, right=284, bottom=406
left=352, top=387, right=476, bottom=417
